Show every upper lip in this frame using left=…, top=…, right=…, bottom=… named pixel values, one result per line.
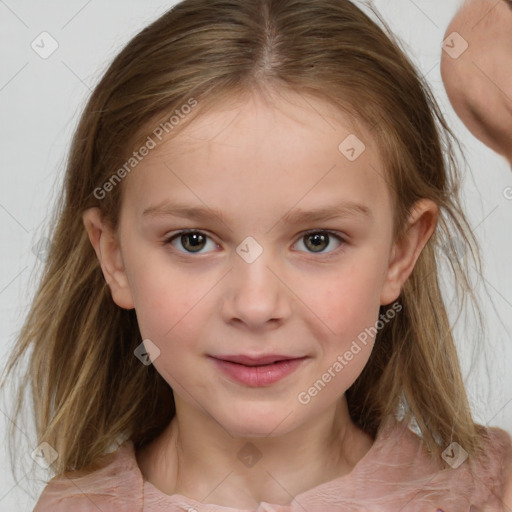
left=210, top=354, right=306, bottom=366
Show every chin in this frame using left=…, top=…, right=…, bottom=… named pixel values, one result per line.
left=216, top=403, right=302, bottom=438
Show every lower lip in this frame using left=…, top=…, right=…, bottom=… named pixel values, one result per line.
left=210, top=357, right=308, bottom=387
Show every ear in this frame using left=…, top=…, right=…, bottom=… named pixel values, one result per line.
left=82, top=207, right=135, bottom=309
left=380, top=199, right=438, bottom=306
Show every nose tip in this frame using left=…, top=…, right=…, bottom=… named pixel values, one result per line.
left=223, top=248, right=291, bottom=329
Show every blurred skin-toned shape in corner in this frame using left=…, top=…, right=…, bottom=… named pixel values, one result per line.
left=441, top=0, right=512, bottom=166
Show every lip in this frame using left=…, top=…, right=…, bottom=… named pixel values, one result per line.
left=209, top=355, right=308, bottom=387
left=212, top=354, right=302, bottom=366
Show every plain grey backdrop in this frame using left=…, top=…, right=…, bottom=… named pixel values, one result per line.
left=1, top=0, right=511, bottom=509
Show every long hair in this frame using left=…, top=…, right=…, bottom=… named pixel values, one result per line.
left=1, top=0, right=487, bottom=481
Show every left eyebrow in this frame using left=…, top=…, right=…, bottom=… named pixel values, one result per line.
left=142, top=200, right=373, bottom=225
left=280, top=202, right=373, bottom=225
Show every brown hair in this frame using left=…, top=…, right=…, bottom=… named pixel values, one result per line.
left=1, top=0, right=488, bottom=485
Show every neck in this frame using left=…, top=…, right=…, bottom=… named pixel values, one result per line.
left=136, top=396, right=374, bottom=509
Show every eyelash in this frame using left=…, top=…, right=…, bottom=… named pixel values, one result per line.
left=162, top=229, right=347, bottom=259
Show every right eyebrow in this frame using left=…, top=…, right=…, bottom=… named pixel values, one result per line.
left=142, top=202, right=228, bottom=224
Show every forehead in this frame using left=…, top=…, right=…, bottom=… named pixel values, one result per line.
left=159, top=88, right=368, bottom=156
left=122, top=89, right=391, bottom=219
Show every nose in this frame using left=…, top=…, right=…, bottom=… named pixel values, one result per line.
left=221, top=241, right=292, bottom=331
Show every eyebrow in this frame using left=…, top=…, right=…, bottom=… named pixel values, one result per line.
left=281, top=202, right=372, bottom=225
left=142, top=200, right=373, bottom=225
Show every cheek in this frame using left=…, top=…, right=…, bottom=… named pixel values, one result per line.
left=306, top=257, right=386, bottom=341
left=134, top=281, right=204, bottom=343
left=129, top=266, right=208, bottom=391
left=124, top=245, right=205, bottom=342
left=295, top=255, right=387, bottom=393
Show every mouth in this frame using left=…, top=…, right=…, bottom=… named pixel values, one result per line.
left=211, top=354, right=304, bottom=366
left=208, top=354, right=308, bottom=386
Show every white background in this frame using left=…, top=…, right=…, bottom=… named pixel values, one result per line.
left=1, top=0, right=511, bottom=509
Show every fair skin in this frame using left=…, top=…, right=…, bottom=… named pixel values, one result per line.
left=83, top=88, right=438, bottom=508
left=440, top=0, right=512, bottom=164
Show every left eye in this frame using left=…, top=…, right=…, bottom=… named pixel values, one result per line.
left=293, top=230, right=344, bottom=254
left=163, top=230, right=344, bottom=255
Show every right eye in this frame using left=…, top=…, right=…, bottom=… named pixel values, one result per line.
left=163, top=229, right=219, bottom=254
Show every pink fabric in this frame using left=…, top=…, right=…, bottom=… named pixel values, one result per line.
left=32, top=414, right=512, bottom=512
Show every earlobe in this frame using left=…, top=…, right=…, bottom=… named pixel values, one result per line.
left=380, top=199, right=438, bottom=306
left=82, top=207, right=135, bottom=310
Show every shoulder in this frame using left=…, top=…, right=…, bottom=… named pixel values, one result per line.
left=504, top=444, right=512, bottom=509
left=476, top=425, right=512, bottom=507
left=32, top=440, right=143, bottom=512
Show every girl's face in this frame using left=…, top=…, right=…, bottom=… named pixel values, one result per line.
left=86, top=89, right=436, bottom=437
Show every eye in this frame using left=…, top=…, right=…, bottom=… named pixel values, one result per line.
left=163, top=229, right=346, bottom=257
left=164, top=230, right=218, bottom=254
left=293, top=230, right=345, bottom=255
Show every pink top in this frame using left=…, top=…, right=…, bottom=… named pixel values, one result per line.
left=33, top=414, right=512, bottom=512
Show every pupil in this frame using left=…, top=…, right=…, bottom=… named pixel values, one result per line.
left=183, top=233, right=205, bottom=252
left=307, top=233, right=328, bottom=252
